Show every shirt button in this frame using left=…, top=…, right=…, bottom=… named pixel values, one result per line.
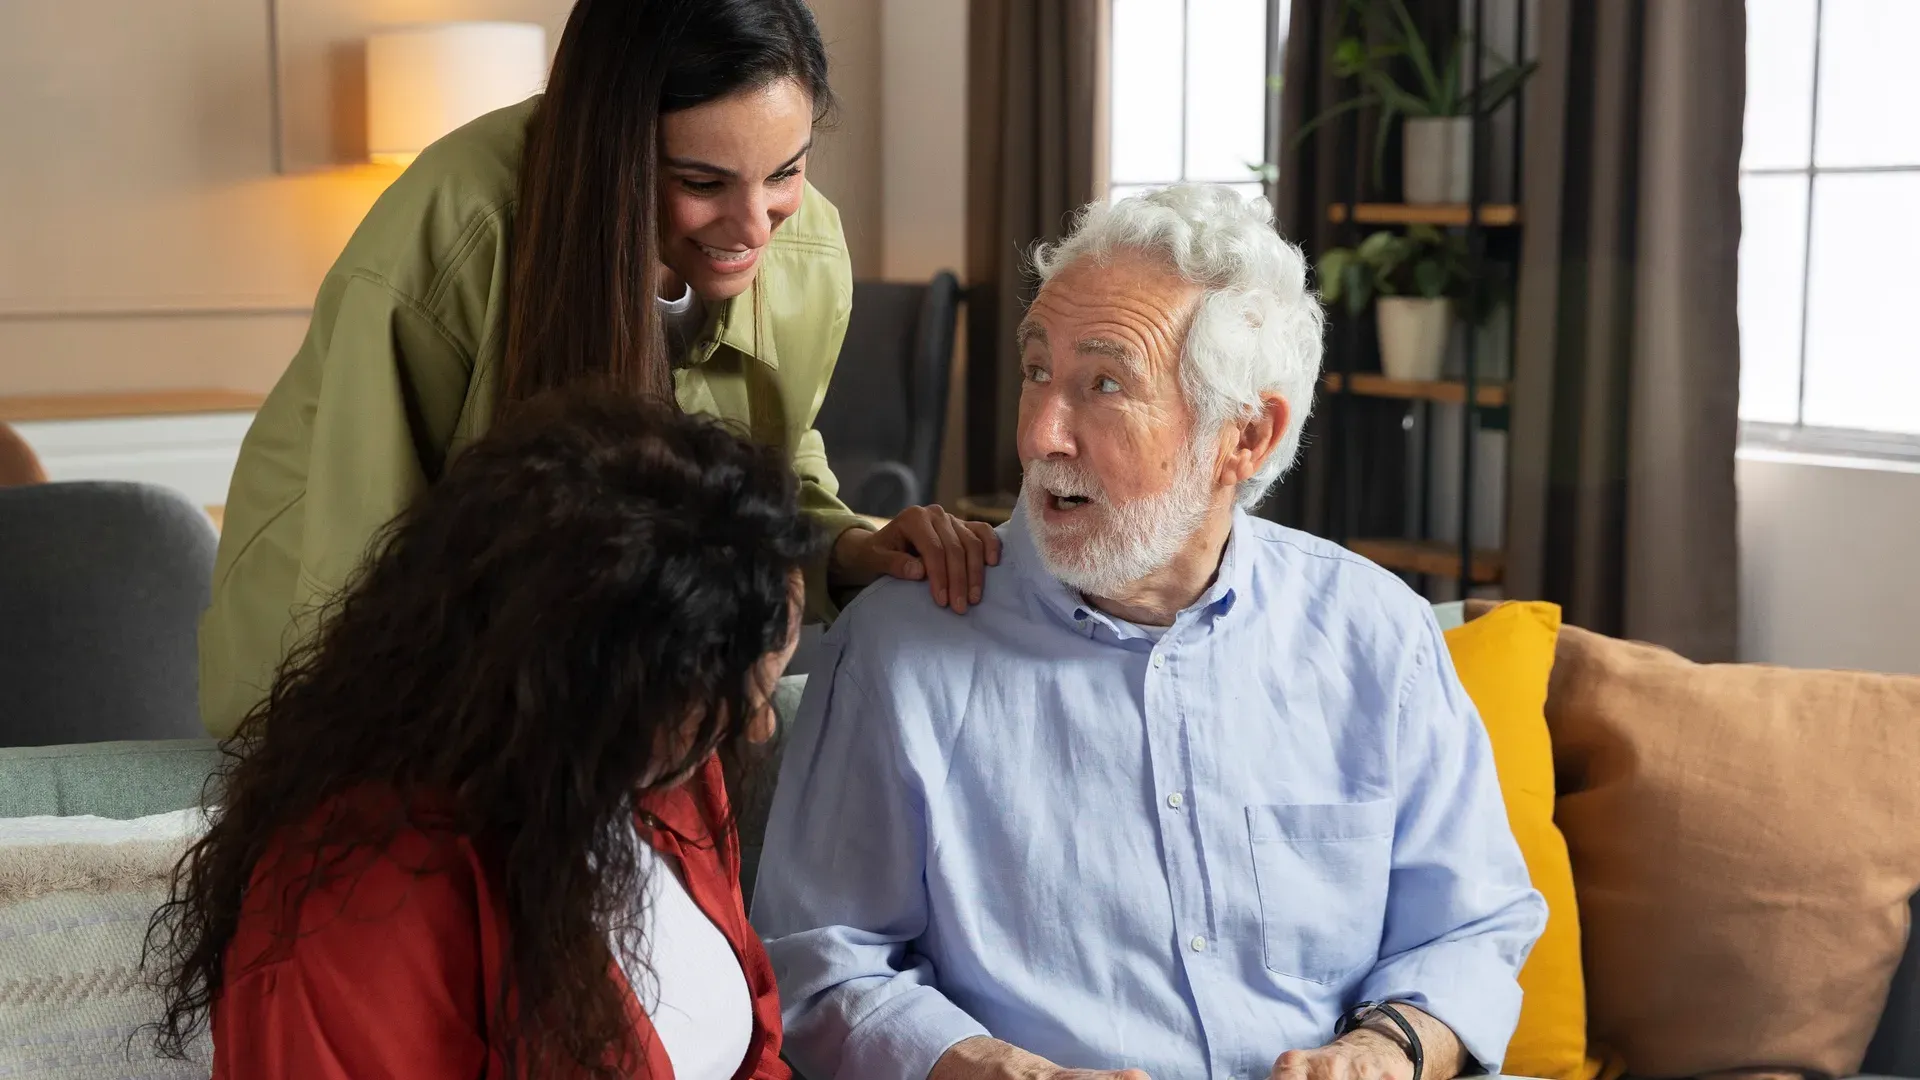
left=1189, top=935, right=1208, bottom=952
left=1152, top=654, right=1166, bottom=669
left=1166, top=792, right=1184, bottom=809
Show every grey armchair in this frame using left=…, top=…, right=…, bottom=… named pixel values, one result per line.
left=813, top=272, right=961, bottom=516
left=0, top=480, right=218, bottom=747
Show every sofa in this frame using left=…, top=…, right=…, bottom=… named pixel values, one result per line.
left=4, top=608, right=1918, bottom=1080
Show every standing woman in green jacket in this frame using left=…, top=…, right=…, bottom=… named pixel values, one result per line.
left=200, top=0, right=997, bottom=737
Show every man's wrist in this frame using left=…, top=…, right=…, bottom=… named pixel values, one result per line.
left=928, top=1036, right=1049, bottom=1080
left=1344, top=1014, right=1420, bottom=1076
left=1334, top=1001, right=1468, bottom=1080
left=1338, top=1024, right=1415, bottom=1066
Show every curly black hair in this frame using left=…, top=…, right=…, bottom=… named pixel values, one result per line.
left=147, top=387, right=822, bottom=1076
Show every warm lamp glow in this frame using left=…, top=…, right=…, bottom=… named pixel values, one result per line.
left=366, top=23, right=547, bottom=166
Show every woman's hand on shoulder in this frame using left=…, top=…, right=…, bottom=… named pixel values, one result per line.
left=830, top=505, right=1002, bottom=614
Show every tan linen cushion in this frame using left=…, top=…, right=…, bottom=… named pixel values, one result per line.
left=1542, top=621, right=1920, bottom=1078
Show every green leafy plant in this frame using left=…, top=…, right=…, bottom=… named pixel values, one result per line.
left=1294, top=0, right=1538, bottom=184
left=1316, top=225, right=1469, bottom=317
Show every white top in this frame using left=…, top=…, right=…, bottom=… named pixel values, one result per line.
left=657, top=283, right=697, bottom=317
left=659, top=284, right=706, bottom=368
left=613, top=830, right=754, bottom=1080
left=1116, top=618, right=1171, bottom=642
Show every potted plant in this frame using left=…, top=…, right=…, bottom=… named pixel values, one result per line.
left=1297, top=0, right=1536, bottom=204
left=1317, top=225, right=1468, bottom=381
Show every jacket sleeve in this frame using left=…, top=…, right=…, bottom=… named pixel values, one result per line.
left=212, top=838, right=493, bottom=1079
left=199, top=269, right=478, bottom=736
left=294, top=271, right=477, bottom=611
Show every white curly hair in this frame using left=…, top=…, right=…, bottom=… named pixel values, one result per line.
left=1029, top=183, right=1326, bottom=508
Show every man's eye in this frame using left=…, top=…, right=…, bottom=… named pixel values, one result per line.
left=1094, top=376, right=1122, bottom=393
left=1024, top=366, right=1052, bottom=384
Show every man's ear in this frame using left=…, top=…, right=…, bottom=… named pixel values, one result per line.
left=1217, top=392, right=1289, bottom=489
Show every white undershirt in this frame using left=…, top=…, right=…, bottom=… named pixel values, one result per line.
left=659, top=283, right=706, bottom=369
left=613, top=829, right=754, bottom=1080
left=657, top=282, right=696, bottom=316
left=1113, top=617, right=1170, bottom=642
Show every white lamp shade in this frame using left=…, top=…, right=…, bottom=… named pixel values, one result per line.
left=366, top=22, right=548, bottom=165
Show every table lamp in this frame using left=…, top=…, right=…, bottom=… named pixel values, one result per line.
left=365, top=22, right=547, bottom=167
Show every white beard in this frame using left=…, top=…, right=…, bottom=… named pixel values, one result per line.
left=1021, top=445, right=1215, bottom=599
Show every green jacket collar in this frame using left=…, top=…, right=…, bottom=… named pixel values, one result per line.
left=693, top=284, right=779, bottom=372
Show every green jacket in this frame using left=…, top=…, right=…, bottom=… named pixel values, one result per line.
left=200, top=98, right=867, bottom=738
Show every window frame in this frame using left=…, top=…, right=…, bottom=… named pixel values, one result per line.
left=1740, top=0, right=1920, bottom=460
left=1105, top=0, right=1284, bottom=200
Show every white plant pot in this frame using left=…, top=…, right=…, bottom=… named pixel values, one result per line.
left=1376, top=296, right=1451, bottom=381
left=1402, top=116, right=1472, bottom=204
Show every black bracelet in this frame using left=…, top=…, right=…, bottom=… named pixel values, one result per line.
left=1335, top=1000, right=1424, bottom=1080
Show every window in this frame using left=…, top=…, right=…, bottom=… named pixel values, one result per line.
left=1741, top=0, right=1920, bottom=452
left=1108, top=0, right=1284, bottom=203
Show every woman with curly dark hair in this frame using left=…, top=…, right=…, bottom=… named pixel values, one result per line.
left=148, top=389, right=819, bottom=1079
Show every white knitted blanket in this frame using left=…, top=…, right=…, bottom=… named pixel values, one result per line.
left=0, top=810, right=212, bottom=1078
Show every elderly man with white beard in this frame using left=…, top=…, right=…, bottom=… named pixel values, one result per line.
left=751, top=183, right=1546, bottom=1080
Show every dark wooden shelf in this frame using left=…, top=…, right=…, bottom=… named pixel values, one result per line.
left=956, top=493, right=1017, bottom=526
left=1347, top=538, right=1505, bottom=583
left=0, top=389, right=264, bottom=422
left=1328, top=203, right=1520, bottom=227
left=1322, top=373, right=1509, bottom=408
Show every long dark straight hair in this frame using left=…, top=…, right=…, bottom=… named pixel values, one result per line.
left=500, top=0, right=835, bottom=414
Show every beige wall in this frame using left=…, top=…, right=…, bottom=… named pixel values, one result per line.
left=1739, top=455, right=1920, bottom=676
left=0, top=0, right=884, bottom=397
left=810, top=0, right=884, bottom=276
left=879, top=0, right=966, bottom=282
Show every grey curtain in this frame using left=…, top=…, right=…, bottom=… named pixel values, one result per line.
left=1507, top=0, right=1745, bottom=661
left=964, top=0, right=1105, bottom=495
left=1266, top=0, right=1339, bottom=536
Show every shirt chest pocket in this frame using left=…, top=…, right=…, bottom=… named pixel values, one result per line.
left=1246, top=800, right=1394, bottom=984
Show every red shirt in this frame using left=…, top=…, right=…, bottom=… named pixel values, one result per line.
left=211, top=756, right=789, bottom=1080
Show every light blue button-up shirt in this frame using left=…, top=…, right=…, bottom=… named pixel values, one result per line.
left=754, top=506, right=1546, bottom=1080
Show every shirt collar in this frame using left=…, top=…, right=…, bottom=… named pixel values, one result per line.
left=686, top=282, right=779, bottom=371
left=1008, top=497, right=1252, bottom=638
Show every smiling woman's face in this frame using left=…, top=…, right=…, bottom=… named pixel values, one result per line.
left=657, top=78, right=814, bottom=302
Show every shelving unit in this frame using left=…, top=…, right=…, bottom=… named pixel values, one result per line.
left=0, top=389, right=264, bottom=423
left=1345, top=538, right=1505, bottom=585
left=1320, top=373, right=1509, bottom=408
left=1, top=388, right=263, bottom=525
left=1327, top=203, right=1520, bottom=228
left=955, top=492, right=1017, bottom=527
left=1306, top=0, right=1527, bottom=596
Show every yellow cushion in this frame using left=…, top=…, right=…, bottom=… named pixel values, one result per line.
left=1443, top=601, right=1613, bottom=1080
